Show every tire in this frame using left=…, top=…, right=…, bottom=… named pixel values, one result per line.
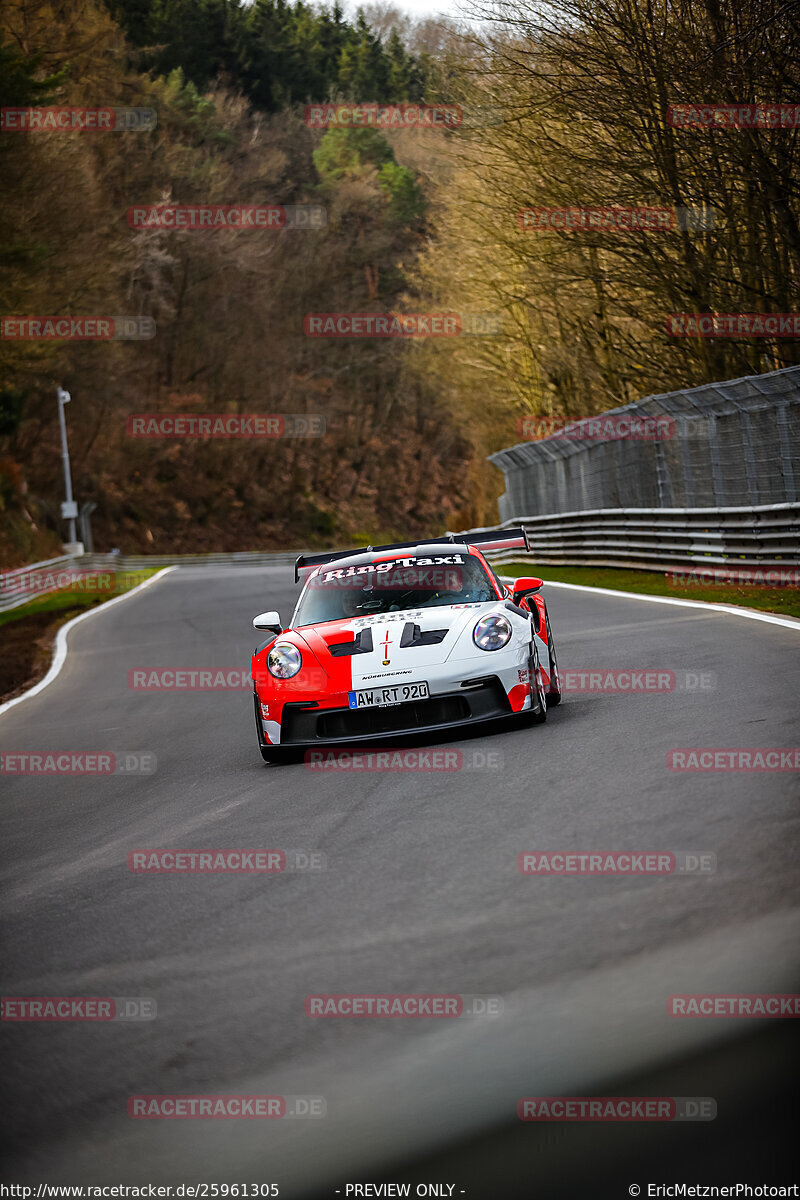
left=544, top=605, right=562, bottom=706
left=528, top=642, right=548, bottom=724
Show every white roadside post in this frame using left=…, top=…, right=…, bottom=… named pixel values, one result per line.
left=57, top=386, right=83, bottom=554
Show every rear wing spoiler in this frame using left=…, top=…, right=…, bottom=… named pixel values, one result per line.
left=294, top=527, right=530, bottom=582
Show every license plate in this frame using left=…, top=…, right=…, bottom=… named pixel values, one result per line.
left=348, top=681, right=430, bottom=709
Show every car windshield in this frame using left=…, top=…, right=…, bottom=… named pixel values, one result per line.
left=294, top=554, right=499, bottom=625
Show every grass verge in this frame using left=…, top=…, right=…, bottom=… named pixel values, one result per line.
left=499, top=563, right=800, bottom=619
left=0, top=569, right=160, bottom=704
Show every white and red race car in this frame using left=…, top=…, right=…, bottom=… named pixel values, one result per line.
left=250, top=529, right=561, bottom=761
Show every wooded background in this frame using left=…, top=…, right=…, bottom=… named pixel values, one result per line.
left=1, top=0, right=797, bottom=563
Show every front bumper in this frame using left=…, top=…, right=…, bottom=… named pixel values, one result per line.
left=258, top=676, right=515, bottom=748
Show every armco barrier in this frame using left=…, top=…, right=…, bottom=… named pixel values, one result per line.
left=0, top=551, right=303, bottom=612
left=4, top=502, right=799, bottom=614
left=462, top=503, right=800, bottom=571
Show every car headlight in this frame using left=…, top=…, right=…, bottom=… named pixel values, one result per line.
left=267, top=642, right=303, bottom=679
left=473, top=613, right=512, bottom=651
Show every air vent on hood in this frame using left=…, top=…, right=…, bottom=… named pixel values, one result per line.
left=328, top=628, right=374, bottom=656
left=399, top=623, right=448, bottom=648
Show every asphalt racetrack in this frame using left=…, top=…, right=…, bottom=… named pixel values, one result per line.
left=2, top=564, right=799, bottom=1195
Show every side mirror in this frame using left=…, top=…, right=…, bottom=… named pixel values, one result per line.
left=253, top=610, right=282, bottom=633
left=512, top=576, right=543, bottom=601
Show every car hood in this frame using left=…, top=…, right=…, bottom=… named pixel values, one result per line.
left=294, top=602, right=505, bottom=673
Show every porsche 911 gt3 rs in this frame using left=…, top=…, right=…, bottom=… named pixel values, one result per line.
left=250, top=529, right=561, bottom=762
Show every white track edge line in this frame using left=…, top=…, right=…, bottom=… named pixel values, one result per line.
left=2, top=563, right=794, bottom=723
left=498, top=574, right=800, bottom=631
left=0, top=566, right=177, bottom=719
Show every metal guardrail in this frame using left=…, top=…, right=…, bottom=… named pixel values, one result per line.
left=464, top=502, right=800, bottom=572
left=4, top=505, right=799, bottom=615
left=0, top=554, right=86, bottom=613
left=0, top=550, right=304, bottom=613
left=81, top=551, right=303, bottom=569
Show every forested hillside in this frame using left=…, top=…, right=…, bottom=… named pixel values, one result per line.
left=1, top=0, right=797, bottom=563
